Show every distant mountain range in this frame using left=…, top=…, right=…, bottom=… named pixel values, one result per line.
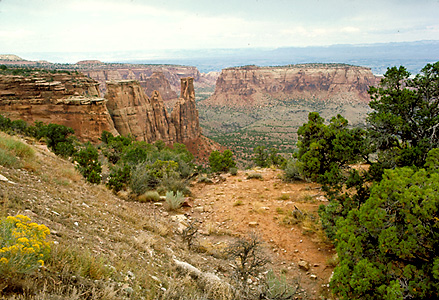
left=114, top=40, right=439, bottom=74
left=7, top=40, right=439, bottom=75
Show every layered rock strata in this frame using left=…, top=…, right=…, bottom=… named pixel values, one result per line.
left=206, top=64, right=379, bottom=107
left=0, top=73, right=117, bottom=142
left=104, top=77, right=200, bottom=144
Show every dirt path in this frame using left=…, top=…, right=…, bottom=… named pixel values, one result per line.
left=187, top=168, right=335, bottom=297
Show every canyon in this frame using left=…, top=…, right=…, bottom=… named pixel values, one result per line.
left=0, top=70, right=217, bottom=159
left=206, top=64, right=378, bottom=107
left=197, top=64, right=380, bottom=163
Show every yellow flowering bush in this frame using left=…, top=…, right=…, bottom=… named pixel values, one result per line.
left=0, top=215, right=51, bottom=276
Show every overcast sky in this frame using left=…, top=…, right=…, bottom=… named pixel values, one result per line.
left=1, top=0, right=439, bottom=61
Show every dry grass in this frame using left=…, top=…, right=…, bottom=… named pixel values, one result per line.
left=0, top=133, right=246, bottom=300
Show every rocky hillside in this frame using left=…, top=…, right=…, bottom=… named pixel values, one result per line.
left=206, top=64, right=378, bottom=107
left=0, top=131, right=331, bottom=299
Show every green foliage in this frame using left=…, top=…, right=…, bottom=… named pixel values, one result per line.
left=107, top=164, right=131, bottom=193
left=130, top=160, right=179, bottom=195
left=296, top=112, right=367, bottom=185
left=0, top=134, right=35, bottom=168
left=229, top=167, right=238, bottom=176
left=208, top=149, right=236, bottom=173
left=253, top=146, right=286, bottom=168
left=0, top=215, right=51, bottom=277
left=74, top=143, right=102, bottom=184
left=368, top=62, right=439, bottom=170
left=332, top=167, right=439, bottom=299
left=253, top=146, right=270, bottom=167
left=43, top=123, right=76, bottom=156
left=262, top=270, right=302, bottom=300
left=282, top=159, right=302, bottom=182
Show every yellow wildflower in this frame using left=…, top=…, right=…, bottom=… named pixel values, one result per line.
left=0, top=257, right=8, bottom=264
left=37, top=260, right=44, bottom=266
left=17, top=237, right=29, bottom=244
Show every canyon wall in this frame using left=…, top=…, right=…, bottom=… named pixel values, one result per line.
left=104, top=77, right=200, bottom=144
left=0, top=72, right=118, bottom=142
left=0, top=72, right=201, bottom=147
left=206, top=64, right=379, bottom=107
left=81, top=64, right=202, bottom=98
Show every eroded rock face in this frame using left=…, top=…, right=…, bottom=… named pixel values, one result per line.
left=105, top=80, right=176, bottom=143
left=139, top=72, right=178, bottom=101
left=206, top=64, right=379, bottom=107
left=82, top=66, right=201, bottom=97
left=0, top=72, right=209, bottom=158
left=105, top=77, right=200, bottom=144
left=171, top=77, right=200, bottom=142
left=0, top=73, right=118, bottom=142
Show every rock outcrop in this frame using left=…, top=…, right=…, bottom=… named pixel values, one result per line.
left=104, top=77, right=200, bottom=144
left=0, top=71, right=215, bottom=159
left=0, top=72, right=118, bottom=142
left=82, top=65, right=201, bottom=98
left=139, top=72, right=178, bottom=101
left=206, top=64, right=379, bottom=107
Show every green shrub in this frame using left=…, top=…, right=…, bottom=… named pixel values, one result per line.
left=107, top=164, right=131, bottom=193
left=165, top=191, right=185, bottom=210
left=74, top=143, right=102, bottom=184
left=229, top=167, right=238, bottom=176
left=282, top=159, right=302, bottom=182
left=0, top=215, right=51, bottom=277
left=130, top=160, right=179, bottom=195
left=261, top=270, right=302, bottom=300
left=209, top=149, right=236, bottom=173
left=159, top=173, right=190, bottom=195
left=44, top=123, right=75, bottom=156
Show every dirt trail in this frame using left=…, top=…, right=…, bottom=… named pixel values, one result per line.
left=188, top=168, right=335, bottom=296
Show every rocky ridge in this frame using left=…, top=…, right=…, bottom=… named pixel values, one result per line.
left=105, top=77, right=200, bottom=144
left=0, top=72, right=118, bottom=142
left=206, top=64, right=379, bottom=107
left=0, top=72, right=208, bottom=154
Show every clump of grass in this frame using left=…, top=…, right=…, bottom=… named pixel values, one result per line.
left=0, top=135, right=35, bottom=159
left=276, top=207, right=285, bottom=214
left=138, top=191, right=161, bottom=203
left=233, top=200, right=244, bottom=206
left=278, top=194, right=290, bottom=200
left=165, top=191, right=185, bottom=211
left=246, top=173, right=263, bottom=180
left=0, top=135, right=35, bottom=168
left=0, top=148, right=19, bottom=168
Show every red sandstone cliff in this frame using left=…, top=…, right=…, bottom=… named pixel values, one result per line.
left=0, top=72, right=117, bottom=142
left=206, top=64, right=379, bottom=107
left=82, top=65, right=201, bottom=98
left=0, top=71, right=216, bottom=160
left=139, top=72, right=178, bottom=101
left=104, top=77, right=200, bottom=144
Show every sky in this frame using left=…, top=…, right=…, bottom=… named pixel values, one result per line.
left=1, top=0, right=439, bottom=62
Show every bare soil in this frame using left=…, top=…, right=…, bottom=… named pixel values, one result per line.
left=187, top=168, right=335, bottom=296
